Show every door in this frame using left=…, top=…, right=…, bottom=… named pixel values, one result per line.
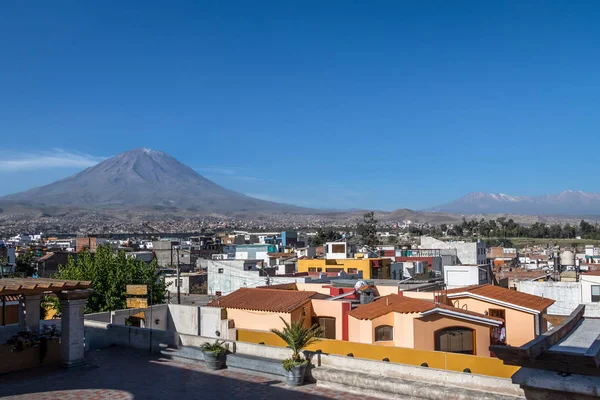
left=316, top=317, right=336, bottom=339
left=435, top=327, right=474, bottom=355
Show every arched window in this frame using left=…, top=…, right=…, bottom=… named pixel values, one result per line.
left=375, top=325, right=393, bottom=342
left=435, top=327, right=474, bottom=355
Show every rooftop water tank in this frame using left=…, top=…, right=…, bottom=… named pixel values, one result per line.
left=561, top=250, right=575, bottom=266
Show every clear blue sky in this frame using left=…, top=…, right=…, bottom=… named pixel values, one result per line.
left=1, top=1, right=599, bottom=210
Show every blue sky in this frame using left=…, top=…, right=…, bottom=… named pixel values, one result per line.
left=1, top=1, right=600, bottom=210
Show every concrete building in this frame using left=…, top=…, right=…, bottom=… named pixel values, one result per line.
left=125, top=251, right=154, bottom=264
left=580, top=271, right=600, bottom=303
left=164, top=272, right=207, bottom=295
left=443, top=265, right=491, bottom=289
left=420, top=237, right=486, bottom=266
left=207, top=259, right=280, bottom=296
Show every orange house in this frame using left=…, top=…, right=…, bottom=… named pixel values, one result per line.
left=206, top=288, right=352, bottom=340
left=444, top=284, right=555, bottom=347
left=347, top=294, right=503, bottom=356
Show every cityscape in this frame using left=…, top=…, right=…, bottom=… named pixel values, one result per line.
left=1, top=2, right=599, bottom=400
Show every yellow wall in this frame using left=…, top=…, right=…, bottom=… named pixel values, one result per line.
left=449, top=297, right=535, bottom=347
left=297, top=258, right=391, bottom=279
left=236, top=329, right=520, bottom=378
left=413, top=314, right=491, bottom=356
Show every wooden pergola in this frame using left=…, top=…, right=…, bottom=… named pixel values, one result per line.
left=0, top=278, right=92, bottom=296
left=0, top=277, right=93, bottom=368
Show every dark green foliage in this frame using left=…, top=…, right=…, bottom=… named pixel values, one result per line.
left=53, top=244, right=168, bottom=314
left=357, top=211, right=378, bottom=248
left=15, top=252, right=35, bottom=276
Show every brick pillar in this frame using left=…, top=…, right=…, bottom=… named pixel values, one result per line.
left=58, top=290, right=90, bottom=368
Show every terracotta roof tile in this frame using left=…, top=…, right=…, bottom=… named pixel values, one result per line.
left=206, top=288, right=318, bottom=313
left=347, top=294, right=502, bottom=324
left=445, top=284, right=554, bottom=312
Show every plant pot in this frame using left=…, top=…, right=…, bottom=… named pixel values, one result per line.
left=203, top=350, right=226, bottom=370
left=285, top=363, right=307, bottom=386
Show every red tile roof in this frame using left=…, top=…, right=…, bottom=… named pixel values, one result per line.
left=445, top=284, right=554, bottom=312
left=347, top=294, right=503, bottom=325
left=206, top=288, right=319, bottom=313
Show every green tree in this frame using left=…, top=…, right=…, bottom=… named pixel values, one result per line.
left=309, top=229, right=340, bottom=247
left=16, top=252, right=35, bottom=276
left=270, top=317, right=322, bottom=364
left=53, top=244, right=168, bottom=314
left=356, top=211, right=378, bottom=248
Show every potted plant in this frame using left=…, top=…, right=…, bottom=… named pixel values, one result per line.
left=270, top=317, right=323, bottom=386
left=200, top=340, right=228, bottom=370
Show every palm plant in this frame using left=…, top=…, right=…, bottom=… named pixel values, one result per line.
left=270, top=316, right=323, bottom=369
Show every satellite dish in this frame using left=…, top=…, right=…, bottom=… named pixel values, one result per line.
left=354, top=280, right=368, bottom=291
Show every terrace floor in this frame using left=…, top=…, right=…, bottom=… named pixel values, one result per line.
left=0, top=347, right=376, bottom=400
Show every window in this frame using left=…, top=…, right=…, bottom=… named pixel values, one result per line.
left=175, top=278, right=183, bottom=287
left=375, top=325, right=393, bottom=342
left=308, top=267, right=316, bottom=272
left=315, top=317, right=336, bottom=339
left=317, top=268, right=322, bottom=272
left=435, top=327, right=474, bottom=355
left=592, top=285, right=600, bottom=302
left=347, top=268, right=358, bottom=274
left=218, top=268, right=224, bottom=274
left=331, top=244, right=345, bottom=253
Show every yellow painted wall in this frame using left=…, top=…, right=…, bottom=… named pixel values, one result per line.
left=413, top=314, right=491, bottom=356
left=449, top=297, right=536, bottom=347
left=236, top=329, right=520, bottom=378
left=297, top=258, right=391, bottom=279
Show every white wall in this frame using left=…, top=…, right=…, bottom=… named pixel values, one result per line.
left=110, top=305, right=169, bottom=331
left=517, top=280, right=600, bottom=318
left=208, top=259, right=298, bottom=296
left=167, top=304, right=201, bottom=335
left=199, top=306, right=235, bottom=340
left=444, top=265, right=480, bottom=289
left=580, top=275, right=600, bottom=304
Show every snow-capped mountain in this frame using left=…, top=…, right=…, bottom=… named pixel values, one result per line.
left=430, top=190, right=600, bottom=215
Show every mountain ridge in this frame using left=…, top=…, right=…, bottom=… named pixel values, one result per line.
left=431, top=190, right=600, bottom=215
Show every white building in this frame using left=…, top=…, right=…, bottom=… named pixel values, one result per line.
left=581, top=272, right=600, bottom=304
left=164, top=272, right=206, bottom=295
left=420, top=236, right=487, bottom=265
left=443, top=264, right=491, bottom=289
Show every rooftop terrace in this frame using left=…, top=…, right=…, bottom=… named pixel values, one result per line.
left=0, top=347, right=375, bottom=400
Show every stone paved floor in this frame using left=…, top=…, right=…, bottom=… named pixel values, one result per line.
left=0, top=347, right=379, bottom=400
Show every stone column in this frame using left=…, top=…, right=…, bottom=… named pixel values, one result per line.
left=58, top=290, right=90, bottom=368
left=24, top=295, right=42, bottom=333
